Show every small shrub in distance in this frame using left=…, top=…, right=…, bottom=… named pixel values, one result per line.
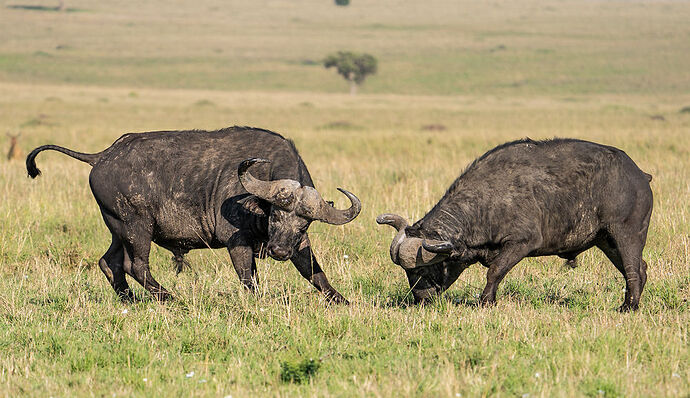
left=323, top=51, right=377, bottom=95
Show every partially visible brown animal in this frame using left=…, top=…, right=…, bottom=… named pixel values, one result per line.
left=6, top=133, right=23, bottom=161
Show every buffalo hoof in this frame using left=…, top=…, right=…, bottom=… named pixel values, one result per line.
left=478, top=300, right=497, bottom=308
left=618, top=303, right=639, bottom=312
left=151, top=290, right=173, bottom=302
left=413, top=297, right=430, bottom=306
left=117, top=289, right=135, bottom=303
left=565, top=258, right=578, bottom=268
left=327, top=292, right=349, bottom=305
left=412, top=287, right=444, bottom=305
left=478, top=294, right=497, bottom=307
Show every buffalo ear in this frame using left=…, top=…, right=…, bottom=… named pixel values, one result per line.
left=239, top=195, right=270, bottom=217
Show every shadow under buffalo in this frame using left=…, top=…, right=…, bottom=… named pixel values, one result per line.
left=378, top=287, right=482, bottom=309
left=379, top=283, right=597, bottom=310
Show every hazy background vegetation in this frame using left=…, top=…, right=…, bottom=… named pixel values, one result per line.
left=0, top=0, right=688, bottom=396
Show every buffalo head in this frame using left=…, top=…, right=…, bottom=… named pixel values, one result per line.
left=239, top=158, right=361, bottom=261
left=376, top=213, right=467, bottom=302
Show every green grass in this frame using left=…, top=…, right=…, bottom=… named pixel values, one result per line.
left=1, top=0, right=690, bottom=396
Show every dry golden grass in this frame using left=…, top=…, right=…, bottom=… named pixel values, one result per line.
left=1, top=82, right=688, bottom=397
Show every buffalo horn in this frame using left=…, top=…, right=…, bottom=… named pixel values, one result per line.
left=313, top=188, right=362, bottom=225
left=239, top=158, right=361, bottom=224
left=376, top=213, right=409, bottom=231
left=376, top=213, right=409, bottom=265
left=238, top=158, right=275, bottom=201
left=422, top=240, right=454, bottom=254
left=377, top=213, right=450, bottom=269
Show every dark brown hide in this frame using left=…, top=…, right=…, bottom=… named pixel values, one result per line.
left=26, top=127, right=361, bottom=304
left=379, top=138, right=653, bottom=311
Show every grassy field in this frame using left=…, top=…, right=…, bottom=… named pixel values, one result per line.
left=1, top=0, right=689, bottom=396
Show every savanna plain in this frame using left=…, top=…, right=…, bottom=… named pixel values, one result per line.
left=0, top=0, right=689, bottom=396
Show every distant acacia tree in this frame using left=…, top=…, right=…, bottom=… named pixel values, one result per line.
left=323, top=51, right=377, bottom=95
left=334, top=0, right=350, bottom=6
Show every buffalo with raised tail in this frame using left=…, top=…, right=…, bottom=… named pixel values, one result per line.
left=378, top=138, right=653, bottom=311
left=27, top=126, right=361, bottom=304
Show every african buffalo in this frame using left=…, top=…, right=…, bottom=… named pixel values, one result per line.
left=377, top=138, right=653, bottom=311
left=27, top=126, right=360, bottom=303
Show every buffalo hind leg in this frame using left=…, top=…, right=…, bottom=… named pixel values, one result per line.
left=98, top=235, right=133, bottom=301
left=597, top=233, right=643, bottom=312
left=614, top=237, right=645, bottom=312
left=228, top=244, right=258, bottom=291
left=122, top=234, right=171, bottom=301
left=291, top=236, right=348, bottom=304
left=480, top=242, right=534, bottom=306
left=634, top=205, right=652, bottom=301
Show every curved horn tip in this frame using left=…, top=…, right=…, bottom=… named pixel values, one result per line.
left=336, top=188, right=361, bottom=208
left=336, top=187, right=351, bottom=196
left=422, top=240, right=454, bottom=254
left=317, top=187, right=362, bottom=225
left=376, top=214, right=393, bottom=225
left=376, top=213, right=409, bottom=230
left=335, top=187, right=357, bottom=201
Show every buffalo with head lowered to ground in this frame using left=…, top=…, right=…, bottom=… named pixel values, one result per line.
left=378, top=138, right=653, bottom=311
left=27, top=126, right=361, bottom=303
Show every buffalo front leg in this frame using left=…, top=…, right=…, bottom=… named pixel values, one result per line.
left=290, top=236, right=348, bottom=304
left=480, top=242, right=533, bottom=306
left=98, top=234, right=133, bottom=301
left=227, top=244, right=258, bottom=291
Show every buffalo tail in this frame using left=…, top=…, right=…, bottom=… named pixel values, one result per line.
left=26, top=145, right=101, bottom=178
